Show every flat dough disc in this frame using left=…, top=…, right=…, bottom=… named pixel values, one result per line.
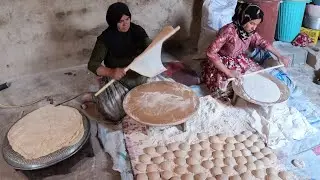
left=7, top=105, right=84, bottom=159
left=243, top=74, right=281, bottom=103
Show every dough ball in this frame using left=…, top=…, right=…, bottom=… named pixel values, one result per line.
left=241, top=149, right=252, bottom=156
left=224, top=143, right=235, bottom=151
left=197, top=132, right=208, bottom=141
left=174, top=150, right=187, bottom=158
left=155, top=146, right=167, bottom=154
left=224, top=157, right=237, bottom=166
left=240, top=171, right=255, bottom=179
left=189, top=164, right=203, bottom=174
left=223, top=150, right=233, bottom=158
left=261, top=157, right=271, bottom=166
left=232, top=150, right=242, bottom=157
left=243, top=140, right=253, bottom=147
left=181, top=174, right=194, bottom=180
left=179, top=143, right=190, bottom=151
left=222, top=166, right=234, bottom=174
left=136, top=173, right=148, bottom=180
left=253, top=152, right=264, bottom=160
left=200, top=141, right=211, bottom=149
left=170, top=176, right=181, bottom=180
left=191, top=143, right=203, bottom=151
left=248, top=134, right=258, bottom=142
left=167, top=142, right=180, bottom=151
left=265, top=174, right=282, bottom=180
left=144, top=147, right=157, bottom=156
left=254, top=160, right=265, bottom=169
left=266, top=153, right=277, bottom=162
left=234, top=143, right=245, bottom=150
left=235, top=134, right=246, bottom=142
left=206, top=177, right=217, bottom=180
left=213, top=158, right=224, bottom=167
left=189, top=150, right=202, bottom=160
left=241, top=131, right=253, bottom=137
left=211, top=143, right=224, bottom=151
left=249, top=146, right=260, bottom=153
left=174, top=157, right=187, bottom=166
left=209, top=136, right=221, bottom=143
left=253, top=141, right=265, bottom=149
left=245, top=162, right=256, bottom=170
left=202, top=160, right=214, bottom=169
left=146, top=164, right=158, bottom=172
left=217, top=134, right=228, bottom=141
left=160, top=171, right=173, bottom=179
left=210, top=167, right=223, bottom=175
left=163, top=152, right=175, bottom=160
left=252, top=169, right=266, bottom=179
left=139, top=154, right=151, bottom=163
left=234, top=164, right=247, bottom=174
left=261, top=147, right=273, bottom=155
left=246, top=155, right=257, bottom=163
left=278, top=171, right=291, bottom=180
left=235, top=156, right=247, bottom=164
left=147, top=172, right=161, bottom=180
left=200, top=149, right=212, bottom=158
left=174, top=166, right=188, bottom=175
left=194, top=173, right=207, bottom=180
left=135, top=163, right=147, bottom=172
left=152, top=156, right=164, bottom=164
left=291, top=159, right=305, bottom=168
left=266, top=167, right=278, bottom=175
left=229, top=175, right=241, bottom=180
left=160, top=161, right=174, bottom=171
left=187, top=157, right=200, bottom=165
left=212, top=150, right=224, bottom=159
left=215, top=174, right=228, bottom=180
left=226, top=137, right=237, bottom=144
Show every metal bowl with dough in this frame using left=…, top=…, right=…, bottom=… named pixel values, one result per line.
left=232, top=73, right=290, bottom=106
left=2, top=106, right=91, bottom=170
left=123, top=81, right=200, bottom=126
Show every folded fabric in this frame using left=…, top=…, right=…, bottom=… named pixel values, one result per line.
left=292, top=33, right=313, bottom=47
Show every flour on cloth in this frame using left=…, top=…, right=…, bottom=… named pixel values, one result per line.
left=8, top=105, right=84, bottom=159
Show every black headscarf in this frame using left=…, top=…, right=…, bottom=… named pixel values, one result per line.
left=232, top=2, right=264, bottom=40
left=106, top=2, right=131, bottom=28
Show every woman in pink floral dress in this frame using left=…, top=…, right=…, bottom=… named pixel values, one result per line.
left=201, top=2, right=290, bottom=97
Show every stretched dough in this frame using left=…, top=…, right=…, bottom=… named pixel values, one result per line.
left=243, top=74, right=280, bottom=103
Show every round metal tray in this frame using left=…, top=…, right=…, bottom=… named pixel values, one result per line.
left=232, top=73, right=290, bottom=106
left=2, top=108, right=91, bottom=170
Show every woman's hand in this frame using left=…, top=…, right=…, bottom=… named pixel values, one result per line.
left=227, top=70, right=242, bottom=79
left=110, top=68, right=126, bottom=80
left=278, top=56, right=290, bottom=67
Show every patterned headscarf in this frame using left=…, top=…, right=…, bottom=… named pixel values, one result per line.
left=232, top=2, right=264, bottom=40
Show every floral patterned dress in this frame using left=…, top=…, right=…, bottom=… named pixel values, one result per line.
left=201, top=23, right=270, bottom=96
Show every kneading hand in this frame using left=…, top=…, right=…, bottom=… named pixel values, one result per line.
left=110, top=68, right=126, bottom=80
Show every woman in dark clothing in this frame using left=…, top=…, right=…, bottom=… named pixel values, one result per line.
left=88, top=2, right=151, bottom=123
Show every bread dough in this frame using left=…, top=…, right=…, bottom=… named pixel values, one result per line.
left=213, top=158, right=224, bottom=167
left=170, top=176, right=181, bottom=180
left=146, top=164, right=158, bottom=172
left=136, top=173, right=148, bottom=180
left=246, top=162, right=256, bottom=170
left=200, top=149, right=211, bottom=158
left=223, top=150, right=233, bottom=157
left=206, top=177, right=217, bottom=180
left=181, top=174, right=194, bottom=180
left=253, top=152, right=264, bottom=159
left=167, top=142, right=180, bottom=151
left=252, top=169, right=266, bottom=179
left=222, top=166, right=234, bottom=174
left=248, top=146, right=260, bottom=153
left=144, top=147, right=157, bottom=156
left=253, top=141, right=265, bottom=149
left=241, top=131, right=253, bottom=137
left=248, top=134, right=258, bottom=142
left=200, top=141, right=211, bottom=149
left=189, top=164, right=203, bottom=174
left=265, top=174, right=282, bottom=180
left=235, top=156, right=247, bottom=164
left=7, top=105, right=84, bottom=159
left=241, top=149, right=252, bottom=156
left=229, top=175, right=241, bottom=180
left=261, top=147, right=273, bottom=155
left=211, top=143, right=224, bottom=151
left=189, top=150, right=202, bottom=160
left=160, top=161, right=174, bottom=170
left=235, top=143, right=245, bottom=150
left=187, top=157, right=200, bottom=165
left=211, top=167, right=223, bottom=175
left=235, top=134, right=246, bottom=142
left=212, top=151, right=224, bottom=159
left=217, top=134, right=228, bottom=141
left=163, top=152, right=175, bottom=160
left=152, top=156, right=164, bottom=164
left=240, top=171, right=255, bottom=179
left=215, top=174, right=228, bottom=180
left=226, top=137, right=237, bottom=144
left=224, top=157, right=237, bottom=166
left=139, top=154, right=151, bottom=163
left=243, top=140, right=253, bottom=147
left=174, top=166, right=188, bottom=175
left=174, top=150, right=187, bottom=158
left=246, top=156, right=257, bottom=163
left=254, top=160, right=265, bottom=169
left=191, top=143, right=203, bottom=151
left=266, top=153, right=277, bottom=162
left=224, top=143, right=236, bottom=151
left=278, top=171, right=291, bottom=180
left=202, top=160, right=214, bottom=169
left=147, top=172, right=161, bottom=180
left=266, top=167, right=278, bottom=175
left=232, top=150, right=242, bottom=157
left=234, top=164, right=247, bottom=174
left=243, top=74, right=281, bottom=103
left=160, top=171, right=173, bottom=179
left=209, top=136, right=221, bottom=143
left=175, top=157, right=187, bottom=166
left=155, top=146, right=167, bottom=154
left=261, top=157, right=271, bottom=166
left=194, top=173, right=207, bottom=180
left=135, top=163, right=147, bottom=172
left=197, top=133, right=208, bottom=141
left=179, top=143, right=190, bottom=151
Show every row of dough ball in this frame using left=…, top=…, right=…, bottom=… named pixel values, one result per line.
left=136, top=168, right=291, bottom=180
